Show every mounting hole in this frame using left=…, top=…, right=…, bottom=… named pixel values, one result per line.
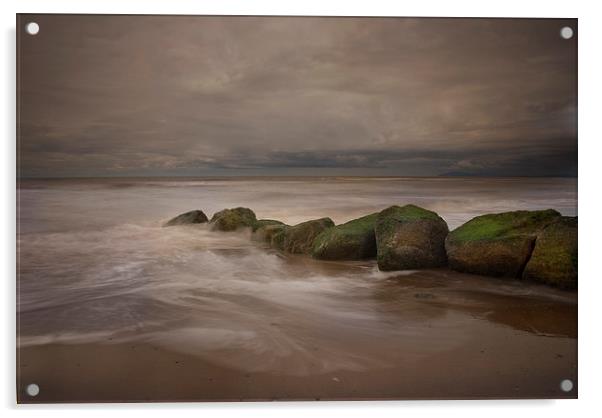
left=26, top=383, right=40, bottom=397
left=560, top=26, right=573, bottom=40
left=560, top=379, right=573, bottom=392
left=25, top=22, right=40, bottom=35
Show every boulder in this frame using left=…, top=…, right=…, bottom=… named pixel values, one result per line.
left=270, top=225, right=289, bottom=251
left=523, top=216, right=577, bottom=289
left=209, top=207, right=257, bottom=231
left=278, top=217, right=335, bottom=254
left=163, top=210, right=208, bottom=227
left=375, top=205, right=449, bottom=271
left=445, top=209, right=561, bottom=278
left=251, top=220, right=287, bottom=244
left=252, top=219, right=285, bottom=232
left=312, top=213, right=378, bottom=260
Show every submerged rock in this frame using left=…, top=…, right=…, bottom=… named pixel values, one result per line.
left=209, top=207, right=257, bottom=231
left=312, top=213, right=378, bottom=260
left=445, top=209, right=561, bottom=278
left=278, top=217, right=335, bottom=254
left=375, top=205, right=449, bottom=271
left=523, top=216, right=577, bottom=289
left=163, top=210, right=208, bottom=227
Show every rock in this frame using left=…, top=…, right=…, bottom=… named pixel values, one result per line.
left=445, top=209, right=561, bottom=278
left=312, top=213, right=378, bottom=260
left=251, top=221, right=287, bottom=244
left=270, top=225, right=289, bottom=251
left=209, top=207, right=257, bottom=231
left=375, top=205, right=449, bottom=271
left=252, top=219, right=285, bottom=232
left=278, top=217, right=335, bottom=254
left=163, top=210, right=208, bottom=227
left=523, top=216, right=577, bottom=289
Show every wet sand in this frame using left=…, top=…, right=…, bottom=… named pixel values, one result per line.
left=18, top=270, right=577, bottom=403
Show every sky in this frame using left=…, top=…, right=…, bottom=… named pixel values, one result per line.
left=18, top=15, right=577, bottom=177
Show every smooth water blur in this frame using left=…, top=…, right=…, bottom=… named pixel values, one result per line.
left=17, top=177, right=577, bottom=375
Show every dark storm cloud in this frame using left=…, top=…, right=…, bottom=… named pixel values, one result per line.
left=18, top=15, right=577, bottom=177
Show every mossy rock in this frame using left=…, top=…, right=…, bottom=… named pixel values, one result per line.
left=523, top=217, right=577, bottom=289
left=251, top=219, right=285, bottom=232
left=375, top=205, right=449, bottom=271
left=271, top=226, right=289, bottom=251
left=251, top=221, right=288, bottom=245
left=279, top=217, right=335, bottom=254
left=312, top=213, right=378, bottom=260
left=209, top=207, right=257, bottom=232
left=445, top=209, right=561, bottom=277
left=163, top=210, right=208, bottom=227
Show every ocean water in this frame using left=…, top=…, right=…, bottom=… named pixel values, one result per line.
left=17, top=177, right=577, bottom=376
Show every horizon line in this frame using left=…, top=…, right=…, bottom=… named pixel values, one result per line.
left=16, top=174, right=578, bottom=180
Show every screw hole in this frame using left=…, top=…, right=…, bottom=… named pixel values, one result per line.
left=560, top=379, right=573, bottom=392
left=25, top=22, right=39, bottom=35
left=560, top=26, right=573, bottom=40
left=26, top=383, right=40, bottom=397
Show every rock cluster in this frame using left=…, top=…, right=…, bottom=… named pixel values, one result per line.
left=164, top=205, right=577, bottom=289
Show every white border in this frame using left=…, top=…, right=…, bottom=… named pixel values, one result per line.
left=2, top=0, right=586, bottom=17
left=3, top=1, right=601, bottom=416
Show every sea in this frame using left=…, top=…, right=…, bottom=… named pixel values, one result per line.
left=17, top=176, right=577, bottom=376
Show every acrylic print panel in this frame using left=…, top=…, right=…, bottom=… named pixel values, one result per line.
left=16, top=14, right=577, bottom=403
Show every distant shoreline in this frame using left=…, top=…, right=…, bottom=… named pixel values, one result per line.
left=17, top=175, right=578, bottom=181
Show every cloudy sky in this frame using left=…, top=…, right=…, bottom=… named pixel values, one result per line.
left=18, top=15, right=577, bottom=177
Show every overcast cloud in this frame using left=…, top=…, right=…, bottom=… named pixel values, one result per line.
left=18, top=15, right=577, bottom=177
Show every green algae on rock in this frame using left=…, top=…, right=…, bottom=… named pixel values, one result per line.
left=375, top=205, right=449, bottom=271
left=278, top=217, right=335, bottom=254
left=252, top=219, right=285, bottom=232
left=445, top=209, right=561, bottom=278
left=209, top=207, right=257, bottom=232
left=251, top=221, right=288, bottom=245
left=523, top=216, right=577, bottom=289
left=165, top=205, right=575, bottom=290
left=312, top=213, right=378, bottom=260
left=163, top=210, right=208, bottom=227
left=270, top=225, right=289, bottom=251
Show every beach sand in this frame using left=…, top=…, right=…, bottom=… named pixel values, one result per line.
left=18, top=334, right=576, bottom=402
left=18, top=271, right=577, bottom=403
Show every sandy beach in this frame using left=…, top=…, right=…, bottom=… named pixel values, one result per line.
left=18, top=268, right=577, bottom=402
